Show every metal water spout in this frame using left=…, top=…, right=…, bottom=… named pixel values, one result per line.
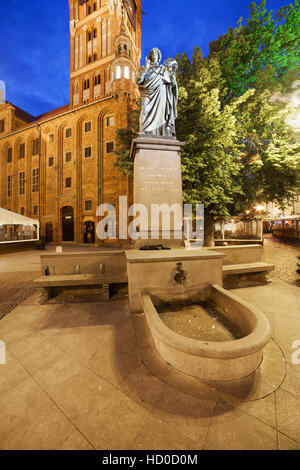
left=174, top=263, right=186, bottom=285
left=74, top=264, right=81, bottom=274
left=99, top=264, right=105, bottom=274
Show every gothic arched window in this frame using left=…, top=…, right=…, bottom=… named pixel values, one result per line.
left=94, top=73, right=101, bottom=86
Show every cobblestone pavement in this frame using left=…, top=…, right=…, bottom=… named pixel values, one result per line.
left=0, top=250, right=41, bottom=319
left=0, top=286, right=37, bottom=320
left=262, top=234, right=300, bottom=285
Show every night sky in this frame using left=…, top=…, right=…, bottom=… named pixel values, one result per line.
left=0, top=0, right=287, bottom=117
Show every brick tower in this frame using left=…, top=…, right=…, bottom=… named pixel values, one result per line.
left=69, top=0, right=141, bottom=109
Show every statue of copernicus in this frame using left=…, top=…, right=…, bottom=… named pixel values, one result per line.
left=137, top=47, right=178, bottom=138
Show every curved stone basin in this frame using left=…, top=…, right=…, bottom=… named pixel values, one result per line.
left=140, top=284, right=271, bottom=381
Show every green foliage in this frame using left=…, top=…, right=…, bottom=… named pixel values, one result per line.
left=209, top=0, right=300, bottom=99
left=176, top=1, right=300, bottom=218
left=114, top=0, right=300, bottom=223
left=114, top=108, right=140, bottom=175
left=176, top=54, right=250, bottom=219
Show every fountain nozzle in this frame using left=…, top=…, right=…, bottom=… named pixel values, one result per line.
left=174, top=263, right=186, bottom=285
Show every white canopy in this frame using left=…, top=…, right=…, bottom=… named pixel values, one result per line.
left=0, top=208, right=39, bottom=226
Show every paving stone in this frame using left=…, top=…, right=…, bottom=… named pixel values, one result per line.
left=204, top=403, right=278, bottom=450
left=0, top=378, right=77, bottom=450
left=275, top=388, right=300, bottom=443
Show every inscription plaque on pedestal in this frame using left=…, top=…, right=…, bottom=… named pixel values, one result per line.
left=131, top=136, right=185, bottom=248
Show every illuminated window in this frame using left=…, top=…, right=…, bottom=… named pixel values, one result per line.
left=106, top=115, right=115, bottom=127
left=124, top=66, right=130, bottom=79
left=116, top=65, right=121, bottom=79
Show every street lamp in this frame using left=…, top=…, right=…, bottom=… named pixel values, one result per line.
left=287, top=112, right=300, bottom=132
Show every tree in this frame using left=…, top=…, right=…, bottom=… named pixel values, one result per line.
left=115, top=1, right=300, bottom=245
left=175, top=55, right=254, bottom=244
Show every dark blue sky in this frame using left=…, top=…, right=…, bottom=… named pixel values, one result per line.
left=0, top=0, right=287, bottom=116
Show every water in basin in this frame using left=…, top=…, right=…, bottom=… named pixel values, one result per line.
left=157, top=301, right=244, bottom=342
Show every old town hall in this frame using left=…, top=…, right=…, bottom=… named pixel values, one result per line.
left=0, top=0, right=141, bottom=244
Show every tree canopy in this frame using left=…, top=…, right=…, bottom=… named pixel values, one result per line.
left=209, top=0, right=300, bottom=98
left=115, top=0, right=300, bottom=229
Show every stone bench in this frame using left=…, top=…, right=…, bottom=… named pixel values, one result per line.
left=223, top=262, right=274, bottom=289
left=205, top=245, right=274, bottom=288
left=33, top=273, right=128, bottom=303
left=35, top=250, right=127, bottom=303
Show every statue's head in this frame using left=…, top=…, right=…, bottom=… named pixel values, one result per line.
left=149, top=48, right=162, bottom=64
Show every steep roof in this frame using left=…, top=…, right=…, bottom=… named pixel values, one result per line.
left=6, top=101, right=35, bottom=123
left=0, top=101, right=70, bottom=136
left=34, top=104, right=70, bottom=123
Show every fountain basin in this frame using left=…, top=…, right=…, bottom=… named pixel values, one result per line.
left=140, top=285, right=271, bottom=381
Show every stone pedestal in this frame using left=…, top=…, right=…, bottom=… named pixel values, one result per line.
left=131, top=136, right=185, bottom=248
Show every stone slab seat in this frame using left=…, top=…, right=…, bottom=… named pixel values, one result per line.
left=33, top=273, right=128, bottom=287
left=223, top=262, right=274, bottom=275
left=33, top=273, right=128, bottom=303
left=223, top=262, right=274, bottom=289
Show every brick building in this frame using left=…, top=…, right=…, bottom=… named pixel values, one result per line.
left=0, top=0, right=141, bottom=244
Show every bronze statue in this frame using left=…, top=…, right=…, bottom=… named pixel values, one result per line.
left=137, top=48, right=178, bottom=137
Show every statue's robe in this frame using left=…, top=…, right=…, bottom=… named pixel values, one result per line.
left=138, top=65, right=178, bottom=136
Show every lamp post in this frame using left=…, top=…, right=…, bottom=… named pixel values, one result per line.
left=256, top=205, right=265, bottom=241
